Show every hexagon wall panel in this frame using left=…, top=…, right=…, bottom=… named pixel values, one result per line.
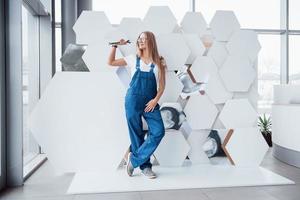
left=219, top=99, right=257, bottom=129
left=224, top=127, right=269, bottom=166
left=207, top=41, right=229, bottom=68
left=234, top=83, right=259, bottom=109
left=157, top=33, right=191, bottom=71
left=154, top=130, right=190, bottom=167
left=183, top=34, right=206, bottom=65
left=159, top=71, right=184, bottom=104
left=190, top=56, right=218, bottom=82
left=184, top=94, right=218, bottom=129
left=206, top=73, right=233, bottom=104
left=82, top=39, right=121, bottom=72
left=73, top=11, right=113, bottom=44
left=220, top=55, right=256, bottom=92
left=143, top=6, right=178, bottom=35
left=187, top=130, right=211, bottom=164
left=209, top=11, right=240, bottom=42
left=227, top=30, right=261, bottom=63
left=29, top=72, right=130, bottom=173
left=117, top=18, right=146, bottom=57
left=118, top=17, right=146, bottom=41
left=104, top=28, right=136, bottom=57
left=180, top=12, right=207, bottom=36
left=180, top=121, right=192, bottom=139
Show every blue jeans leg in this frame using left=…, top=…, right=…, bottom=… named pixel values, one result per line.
left=130, top=108, right=165, bottom=169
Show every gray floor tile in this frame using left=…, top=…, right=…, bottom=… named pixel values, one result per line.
left=140, top=189, right=210, bottom=200
left=1, top=148, right=300, bottom=200
left=202, top=186, right=279, bottom=200
left=73, top=192, right=141, bottom=200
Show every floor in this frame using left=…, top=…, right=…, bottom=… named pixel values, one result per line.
left=1, top=148, right=300, bottom=200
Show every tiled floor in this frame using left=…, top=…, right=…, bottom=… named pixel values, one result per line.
left=1, top=148, right=300, bottom=200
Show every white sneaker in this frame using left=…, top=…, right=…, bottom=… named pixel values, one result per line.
left=126, top=152, right=134, bottom=177
left=142, top=168, right=157, bottom=179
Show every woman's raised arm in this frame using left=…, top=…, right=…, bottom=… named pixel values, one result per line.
left=107, top=39, right=127, bottom=67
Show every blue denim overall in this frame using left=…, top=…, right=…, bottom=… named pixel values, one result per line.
left=125, top=55, right=165, bottom=170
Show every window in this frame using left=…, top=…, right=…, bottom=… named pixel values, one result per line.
left=289, top=0, right=300, bottom=30
left=289, top=35, right=300, bottom=84
left=196, top=0, right=280, bottom=29
left=257, top=35, right=280, bottom=108
left=55, top=0, right=62, bottom=72
left=92, top=0, right=190, bottom=24
left=22, top=5, right=41, bottom=166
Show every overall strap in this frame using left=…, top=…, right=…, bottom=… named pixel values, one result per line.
left=150, top=63, right=155, bottom=72
left=135, top=55, right=140, bottom=70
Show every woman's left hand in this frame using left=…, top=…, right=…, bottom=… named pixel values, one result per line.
left=145, top=99, right=158, bottom=112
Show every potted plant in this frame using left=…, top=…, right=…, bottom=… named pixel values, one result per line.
left=258, top=114, right=272, bottom=147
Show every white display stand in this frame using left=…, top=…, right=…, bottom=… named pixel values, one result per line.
left=272, top=85, right=300, bottom=168
left=29, top=7, right=293, bottom=193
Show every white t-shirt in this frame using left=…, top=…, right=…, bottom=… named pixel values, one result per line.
left=124, top=54, right=159, bottom=85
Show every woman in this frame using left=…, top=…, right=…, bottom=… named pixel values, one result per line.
left=107, top=31, right=166, bottom=179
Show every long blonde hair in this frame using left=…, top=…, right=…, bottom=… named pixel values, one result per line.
left=136, top=31, right=166, bottom=73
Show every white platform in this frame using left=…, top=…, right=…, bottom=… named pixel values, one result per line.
left=67, top=164, right=294, bottom=194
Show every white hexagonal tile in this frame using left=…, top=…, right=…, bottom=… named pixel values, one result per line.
left=233, top=82, right=259, bottom=110
left=73, top=11, right=113, bottom=44
left=180, top=12, right=207, bottom=36
left=117, top=18, right=146, bottom=57
left=183, top=34, right=206, bottom=65
left=104, top=28, right=136, bottom=57
left=209, top=11, right=240, bottom=42
left=154, top=129, right=190, bottom=167
left=207, top=41, right=229, bottom=68
left=212, top=105, right=226, bottom=130
left=180, top=120, right=192, bottom=139
left=224, top=127, right=269, bottom=166
left=158, top=71, right=183, bottom=104
left=184, top=94, right=218, bottom=129
left=143, top=6, right=178, bottom=35
left=187, top=130, right=211, bottom=164
left=29, top=72, right=129, bottom=173
left=82, top=39, right=122, bottom=72
left=116, top=67, right=131, bottom=88
left=190, top=56, right=218, bottom=82
left=220, top=55, right=256, bottom=92
left=118, top=17, right=146, bottom=41
left=227, top=30, right=261, bottom=63
left=156, top=33, right=191, bottom=71
left=219, top=99, right=257, bottom=129
left=206, top=73, right=233, bottom=104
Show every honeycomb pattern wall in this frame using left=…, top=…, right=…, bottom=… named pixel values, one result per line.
left=29, top=7, right=268, bottom=173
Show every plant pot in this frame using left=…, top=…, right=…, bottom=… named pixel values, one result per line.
left=261, top=132, right=272, bottom=147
